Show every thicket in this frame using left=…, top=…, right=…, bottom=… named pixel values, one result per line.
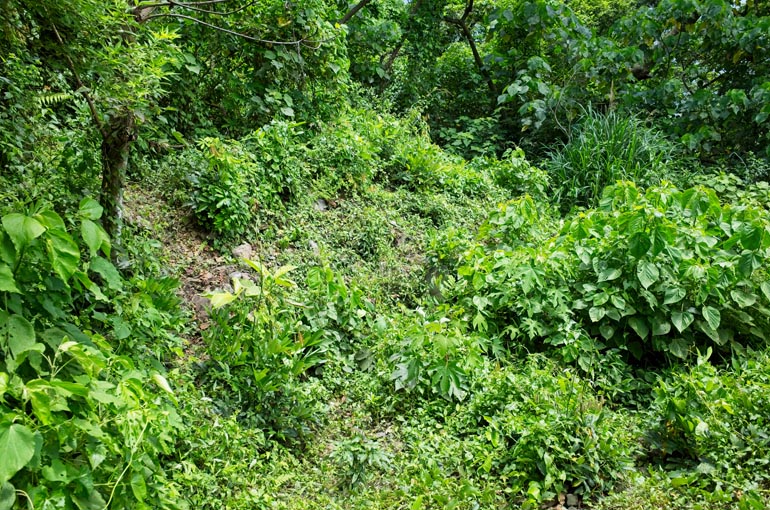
left=1, top=0, right=770, bottom=508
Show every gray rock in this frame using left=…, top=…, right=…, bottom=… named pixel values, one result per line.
left=314, top=199, right=328, bottom=211
left=565, top=494, right=579, bottom=507
left=308, top=239, right=320, bottom=254
left=232, top=243, right=253, bottom=260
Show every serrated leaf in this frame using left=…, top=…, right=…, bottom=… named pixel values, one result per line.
left=702, top=305, right=721, bottom=330
left=672, top=311, right=694, bottom=333
left=0, top=422, right=36, bottom=484
left=78, top=197, right=103, bottom=220
left=0, top=265, right=19, bottom=293
left=637, top=260, right=659, bottom=289
left=2, top=214, right=45, bottom=251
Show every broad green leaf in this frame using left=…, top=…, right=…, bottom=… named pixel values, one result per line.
left=6, top=315, right=36, bottom=358
left=672, top=311, right=694, bottom=333
left=0, top=422, right=36, bottom=484
left=131, top=470, right=147, bottom=502
left=652, top=320, right=671, bottom=336
left=628, top=231, right=651, bottom=258
left=628, top=317, right=649, bottom=339
left=762, top=282, right=770, bottom=302
left=0, top=373, right=7, bottom=397
left=0, top=482, right=14, bottom=510
left=2, top=214, right=45, bottom=251
left=81, top=220, right=111, bottom=259
left=610, top=294, right=626, bottom=310
left=34, top=209, right=65, bottom=231
left=730, top=289, right=757, bottom=308
left=78, top=197, right=103, bottom=221
left=598, top=268, right=622, bottom=282
left=702, top=306, right=721, bottom=331
left=0, top=233, right=14, bottom=265
left=589, top=306, right=606, bottom=322
left=599, top=324, right=615, bottom=340
left=89, top=257, right=122, bottom=291
left=637, top=260, right=659, bottom=289
left=0, top=265, right=19, bottom=293
left=669, top=338, right=689, bottom=359
left=663, top=287, right=686, bottom=305
left=208, top=292, right=237, bottom=308
left=46, top=230, right=80, bottom=282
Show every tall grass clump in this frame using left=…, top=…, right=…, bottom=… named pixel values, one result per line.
left=548, top=109, right=675, bottom=213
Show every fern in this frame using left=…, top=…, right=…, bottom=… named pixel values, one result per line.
left=37, top=91, right=73, bottom=107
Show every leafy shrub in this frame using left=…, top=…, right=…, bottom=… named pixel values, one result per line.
left=471, top=148, right=550, bottom=199
left=189, top=137, right=254, bottom=242
left=446, top=181, right=770, bottom=364
left=452, top=357, right=635, bottom=506
left=547, top=109, right=675, bottom=213
left=648, top=349, right=770, bottom=490
left=0, top=200, right=181, bottom=509
left=330, top=433, right=393, bottom=489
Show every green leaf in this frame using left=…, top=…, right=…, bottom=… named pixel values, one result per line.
left=6, top=315, right=37, bottom=358
left=762, top=282, right=770, bottom=302
left=628, top=317, right=649, bottom=339
left=598, top=268, right=622, bottom=282
left=669, top=338, right=689, bottom=359
left=0, top=422, right=36, bottom=484
left=46, top=230, right=80, bottom=282
left=131, top=470, right=147, bottom=502
left=663, top=287, right=686, bottom=305
left=628, top=231, right=651, bottom=258
left=599, top=324, right=615, bottom=340
left=78, top=198, right=103, bottom=221
left=589, top=306, right=606, bottom=322
left=2, top=214, right=45, bottom=251
left=0, top=482, right=14, bottom=510
left=652, top=320, right=671, bottom=336
left=730, top=289, right=757, bottom=308
left=90, top=257, right=122, bottom=291
left=672, top=311, right=694, bottom=333
left=208, top=292, right=237, bottom=309
left=702, top=306, right=721, bottom=331
left=0, top=265, right=19, bottom=293
left=81, top=220, right=111, bottom=259
left=637, top=260, right=659, bottom=289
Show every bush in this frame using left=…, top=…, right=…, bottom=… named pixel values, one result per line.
left=452, top=357, right=635, bottom=506
left=547, top=109, right=675, bottom=213
left=445, top=181, right=770, bottom=365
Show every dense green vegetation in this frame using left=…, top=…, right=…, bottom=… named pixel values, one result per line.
left=2, top=0, right=770, bottom=508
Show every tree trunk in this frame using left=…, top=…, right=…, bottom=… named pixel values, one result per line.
left=100, top=112, right=135, bottom=240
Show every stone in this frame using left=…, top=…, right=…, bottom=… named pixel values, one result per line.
left=565, top=494, right=579, bottom=507
left=232, top=243, right=253, bottom=260
left=314, top=199, right=328, bottom=211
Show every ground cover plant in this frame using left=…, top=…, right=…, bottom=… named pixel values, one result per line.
left=2, top=0, right=770, bottom=508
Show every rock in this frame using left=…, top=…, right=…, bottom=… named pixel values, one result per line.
left=308, top=239, right=319, bottom=254
left=314, top=199, right=328, bottom=211
left=565, top=494, right=579, bottom=507
left=232, top=243, right=253, bottom=260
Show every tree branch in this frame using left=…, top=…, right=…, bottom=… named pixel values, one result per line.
left=145, top=12, right=320, bottom=46
left=339, top=0, right=374, bottom=24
